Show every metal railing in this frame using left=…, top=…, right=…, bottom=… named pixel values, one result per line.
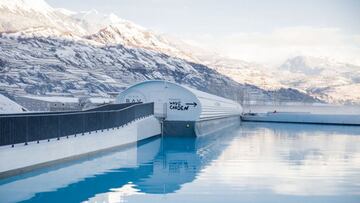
left=0, top=103, right=154, bottom=147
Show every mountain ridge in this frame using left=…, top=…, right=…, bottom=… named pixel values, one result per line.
left=2, top=0, right=354, bottom=103
left=279, top=55, right=360, bottom=104
left=0, top=33, right=319, bottom=103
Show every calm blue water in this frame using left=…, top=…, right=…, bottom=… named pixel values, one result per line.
left=1, top=122, right=360, bottom=203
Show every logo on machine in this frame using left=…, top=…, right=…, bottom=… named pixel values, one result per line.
left=169, top=99, right=197, bottom=111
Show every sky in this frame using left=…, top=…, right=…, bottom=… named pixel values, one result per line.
left=47, top=0, right=360, bottom=65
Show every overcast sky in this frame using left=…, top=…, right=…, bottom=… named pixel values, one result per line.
left=47, top=0, right=360, bottom=65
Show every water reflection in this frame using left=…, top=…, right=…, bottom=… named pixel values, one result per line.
left=0, top=127, right=236, bottom=203
left=215, top=123, right=360, bottom=196
left=0, top=123, right=359, bottom=203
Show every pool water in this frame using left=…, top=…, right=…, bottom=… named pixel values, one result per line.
left=0, top=122, right=360, bottom=203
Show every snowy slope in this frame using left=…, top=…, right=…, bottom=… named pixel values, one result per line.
left=0, top=93, right=25, bottom=113
left=0, top=0, right=321, bottom=103
left=279, top=56, right=360, bottom=104
left=0, top=35, right=318, bottom=103
left=200, top=56, right=284, bottom=90
left=0, top=0, right=295, bottom=91
left=0, top=0, right=199, bottom=62
left=0, top=0, right=87, bottom=36
left=86, top=24, right=198, bottom=63
left=86, top=22, right=284, bottom=90
left=0, top=0, right=53, bottom=13
left=0, top=0, right=358, bottom=104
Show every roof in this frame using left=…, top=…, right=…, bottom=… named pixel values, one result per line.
left=124, top=80, right=238, bottom=105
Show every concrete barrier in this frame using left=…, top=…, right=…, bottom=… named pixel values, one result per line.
left=0, top=116, right=161, bottom=178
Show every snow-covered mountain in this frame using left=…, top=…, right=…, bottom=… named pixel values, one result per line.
left=0, top=0, right=198, bottom=62
left=0, top=0, right=321, bottom=103
left=0, top=0, right=87, bottom=36
left=87, top=23, right=285, bottom=91
left=199, top=56, right=284, bottom=90
left=86, top=24, right=198, bottom=63
left=0, top=34, right=317, bottom=103
left=1, top=0, right=358, bottom=104
left=279, top=56, right=360, bottom=104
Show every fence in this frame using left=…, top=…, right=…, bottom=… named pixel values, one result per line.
left=0, top=102, right=154, bottom=147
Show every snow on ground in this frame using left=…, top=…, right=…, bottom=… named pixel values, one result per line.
left=0, top=94, right=26, bottom=113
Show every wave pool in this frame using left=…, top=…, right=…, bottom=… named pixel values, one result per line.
left=0, top=122, right=359, bottom=203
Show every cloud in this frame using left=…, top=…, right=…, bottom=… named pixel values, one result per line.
left=187, top=27, right=360, bottom=66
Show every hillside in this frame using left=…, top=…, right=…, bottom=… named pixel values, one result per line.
left=0, top=0, right=321, bottom=103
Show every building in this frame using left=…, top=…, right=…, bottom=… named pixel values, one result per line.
left=116, top=80, right=243, bottom=136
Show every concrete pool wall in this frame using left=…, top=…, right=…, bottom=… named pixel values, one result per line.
left=0, top=116, right=161, bottom=178
left=241, top=112, right=360, bottom=125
